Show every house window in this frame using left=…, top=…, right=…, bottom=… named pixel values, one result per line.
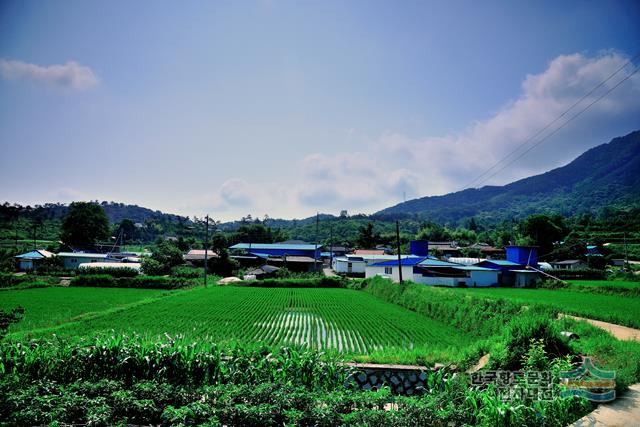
left=384, top=267, right=393, bottom=275
left=71, top=259, right=77, bottom=263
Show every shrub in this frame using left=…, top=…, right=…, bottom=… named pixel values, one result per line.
left=491, top=315, right=572, bottom=371
left=70, top=275, right=192, bottom=289
left=77, top=266, right=139, bottom=278
left=171, top=266, right=202, bottom=279
left=549, top=269, right=606, bottom=280
left=141, top=258, right=164, bottom=276
left=235, top=276, right=346, bottom=288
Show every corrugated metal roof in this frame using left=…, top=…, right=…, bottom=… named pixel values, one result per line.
left=78, top=262, right=141, bottom=270
left=418, top=259, right=461, bottom=267
left=369, top=257, right=429, bottom=267
left=230, top=243, right=318, bottom=250
left=57, top=252, right=110, bottom=258
left=15, top=249, right=53, bottom=259
left=347, top=254, right=419, bottom=261
left=452, top=265, right=497, bottom=271
left=477, top=260, right=520, bottom=266
left=353, top=249, right=385, bottom=255
left=268, top=256, right=317, bottom=263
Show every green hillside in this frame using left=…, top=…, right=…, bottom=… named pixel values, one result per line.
left=376, top=130, right=640, bottom=223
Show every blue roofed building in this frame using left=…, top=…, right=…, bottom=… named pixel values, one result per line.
left=14, top=249, right=54, bottom=271
left=365, top=257, right=499, bottom=287
left=229, top=243, right=321, bottom=259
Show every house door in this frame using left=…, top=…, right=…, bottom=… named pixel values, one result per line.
left=347, top=262, right=352, bottom=273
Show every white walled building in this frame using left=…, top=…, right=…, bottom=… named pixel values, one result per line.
left=57, top=252, right=119, bottom=270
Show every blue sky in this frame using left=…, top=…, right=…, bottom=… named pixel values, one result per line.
left=1, top=0, right=639, bottom=221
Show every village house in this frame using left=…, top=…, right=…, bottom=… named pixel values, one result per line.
left=57, top=252, right=120, bottom=270
left=14, top=249, right=54, bottom=271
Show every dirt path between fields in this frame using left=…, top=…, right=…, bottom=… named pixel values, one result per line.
left=559, top=314, right=640, bottom=341
left=323, top=267, right=337, bottom=277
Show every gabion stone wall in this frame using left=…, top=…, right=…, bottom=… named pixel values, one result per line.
left=345, top=363, right=452, bottom=395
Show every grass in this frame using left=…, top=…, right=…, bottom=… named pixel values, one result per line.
left=0, top=287, right=167, bottom=332
left=3, top=285, right=472, bottom=364
left=448, top=287, right=640, bottom=329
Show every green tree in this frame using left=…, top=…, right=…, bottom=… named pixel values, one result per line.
left=416, top=222, right=452, bottom=242
left=521, top=214, right=566, bottom=258
left=147, top=240, right=184, bottom=274
left=356, top=223, right=379, bottom=248
left=61, top=202, right=110, bottom=248
left=116, top=218, right=137, bottom=244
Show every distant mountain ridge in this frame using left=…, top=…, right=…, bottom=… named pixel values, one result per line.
left=375, top=129, right=640, bottom=223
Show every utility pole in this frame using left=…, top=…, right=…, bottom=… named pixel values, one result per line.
left=624, top=232, right=629, bottom=271
left=329, top=222, right=334, bottom=267
left=396, top=220, right=403, bottom=284
left=204, top=215, right=209, bottom=287
left=314, top=212, right=319, bottom=272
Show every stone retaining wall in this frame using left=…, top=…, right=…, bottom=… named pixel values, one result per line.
left=345, top=363, right=454, bottom=395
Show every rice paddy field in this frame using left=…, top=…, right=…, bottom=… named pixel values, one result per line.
left=448, top=286, right=640, bottom=328
left=0, top=285, right=472, bottom=361
left=0, top=287, right=166, bottom=332
left=568, top=279, right=640, bottom=289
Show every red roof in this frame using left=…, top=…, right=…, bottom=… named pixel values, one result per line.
left=353, top=249, right=385, bottom=255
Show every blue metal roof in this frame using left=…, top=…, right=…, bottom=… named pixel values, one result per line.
left=15, top=250, right=46, bottom=259
left=478, top=260, right=520, bottom=266
left=369, top=257, right=429, bottom=267
left=453, top=265, right=498, bottom=271
left=230, top=243, right=318, bottom=250
left=418, top=258, right=461, bottom=267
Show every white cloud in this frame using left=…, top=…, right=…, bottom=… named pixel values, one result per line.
left=161, top=51, right=640, bottom=221
left=219, top=179, right=253, bottom=207
left=51, top=187, right=87, bottom=202
left=292, top=51, right=640, bottom=213
left=0, top=59, right=99, bottom=90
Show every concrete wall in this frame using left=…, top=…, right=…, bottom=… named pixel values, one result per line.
left=365, top=265, right=413, bottom=282
left=468, top=270, right=499, bottom=287
left=412, top=275, right=460, bottom=286
left=334, top=258, right=366, bottom=274
left=61, top=256, right=110, bottom=270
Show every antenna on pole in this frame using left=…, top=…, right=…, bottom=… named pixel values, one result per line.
left=314, top=212, right=319, bottom=272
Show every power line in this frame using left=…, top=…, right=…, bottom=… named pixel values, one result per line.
left=461, top=51, right=640, bottom=190
left=470, top=62, right=640, bottom=190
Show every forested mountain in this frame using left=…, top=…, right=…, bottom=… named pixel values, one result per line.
left=375, top=130, right=640, bottom=223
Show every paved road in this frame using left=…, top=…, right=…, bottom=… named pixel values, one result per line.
left=571, top=384, right=640, bottom=427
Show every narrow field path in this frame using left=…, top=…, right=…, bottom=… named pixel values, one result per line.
left=323, top=267, right=337, bottom=277
left=570, top=384, right=640, bottom=427
left=560, top=314, right=640, bottom=341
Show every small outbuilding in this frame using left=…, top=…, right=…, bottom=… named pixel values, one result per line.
left=550, top=260, right=587, bottom=270
left=14, top=249, right=54, bottom=271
